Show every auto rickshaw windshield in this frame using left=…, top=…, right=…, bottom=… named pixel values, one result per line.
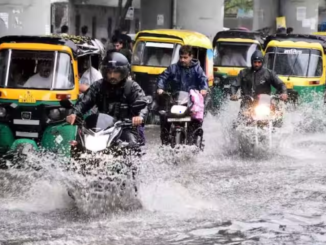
left=265, top=48, right=323, bottom=77
left=132, top=41, right=179, bottom=67
left=214, top=42, right=259, bottom=67
left=0, top=49, right=74, bottom=90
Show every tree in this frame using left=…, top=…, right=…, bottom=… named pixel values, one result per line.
left=224, top=0, right=252, bottom=13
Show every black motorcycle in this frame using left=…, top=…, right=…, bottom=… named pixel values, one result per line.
left=59, top=99, right=148, bottom=199
left=158, top=91, right=204, bottom=149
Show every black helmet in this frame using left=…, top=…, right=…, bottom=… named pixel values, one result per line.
left=102, top=52, right=130, bottom=81
left=251, top=50, right=264, bottom=64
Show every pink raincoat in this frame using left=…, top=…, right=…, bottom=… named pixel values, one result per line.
left=189, top=89, right=204, bottom=121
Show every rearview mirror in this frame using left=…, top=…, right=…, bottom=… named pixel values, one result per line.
left=131, top=100, right=148, bottom=111
left=60, top=99, right=73, bottom=109
left=145, top=95, right=153, bottom=104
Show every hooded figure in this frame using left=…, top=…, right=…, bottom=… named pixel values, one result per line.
left=230, top=50, right=287, bottom=100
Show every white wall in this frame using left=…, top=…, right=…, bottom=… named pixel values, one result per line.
left=140, top=0, right=173, bottom=30
left=0, top=0, right=51, bottom=36
left=71, top=5, right=140, bottom=38
left=252, top=0, right=278, bottom=31
left=281, top=0, right=319, bottom=33
left=176, top=0, right=224, bottom=40
left=253, top=0, right=319, bottom=34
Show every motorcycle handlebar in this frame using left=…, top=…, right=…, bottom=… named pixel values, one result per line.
left=232, top=94, right=281, bottom=101
left=114, top=119, right=133, bottom=128
left=158, top=91, right=171, bottom=96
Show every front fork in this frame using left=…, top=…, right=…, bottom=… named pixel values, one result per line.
left=254, top=121, right=273, bottom=149
left=170, top=122, right=188, bottom=145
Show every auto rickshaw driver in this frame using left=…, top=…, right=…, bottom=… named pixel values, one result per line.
left=221, top=46, right=247, bottom=67
left=24, top=60, right=53, bottom=88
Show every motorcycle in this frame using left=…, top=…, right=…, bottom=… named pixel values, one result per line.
left=233, top=94, right=283, bottom=150
left=158, top=91, right=204, bottom=149
left=59, top=99, right=148, bottom=200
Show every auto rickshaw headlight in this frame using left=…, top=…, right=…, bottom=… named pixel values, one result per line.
left=0, top=107, right=6, bottom=117
left=48, top=108, right=65, bottom=121
left=214, top=78, right=220, bottom=85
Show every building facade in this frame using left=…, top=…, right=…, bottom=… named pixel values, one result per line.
left=0, top=0, right=51, bottom=36
left=51, top=0, right=140, bottom=39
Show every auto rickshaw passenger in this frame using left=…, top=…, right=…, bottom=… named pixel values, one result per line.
left=147, top=48, right=172, bottom=67
left=221, top=47, right=247, bottom=67
left=78, top=55, right=103, bottom=93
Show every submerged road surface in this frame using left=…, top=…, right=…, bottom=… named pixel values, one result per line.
left=1, top=101, right=326, bottom=244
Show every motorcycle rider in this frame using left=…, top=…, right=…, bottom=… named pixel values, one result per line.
left=230, top=50, right=288, bottom=120
left=156, top=45, right=208, bottom=144
left=66, top=52, right=148, bottom=146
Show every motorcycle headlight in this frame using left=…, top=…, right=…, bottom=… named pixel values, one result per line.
left=0, top=107, right=6, bottom=117
left=254, top=105, right=270, bottom=117
left=214, top=78, right=220, bottom=85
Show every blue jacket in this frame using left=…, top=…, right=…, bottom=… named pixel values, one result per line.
left=157, top=60, right=208, bottom=92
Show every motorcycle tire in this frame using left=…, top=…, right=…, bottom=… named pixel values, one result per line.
left=175, top=131, right=182, bottom=145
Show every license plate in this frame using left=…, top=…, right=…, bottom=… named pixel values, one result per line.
left=16, top=131, right=38, bottom=138
left=167, top=117, right=191, bottom=122
left=19, top=92, right=36, bottom=103
left=224, top=84, right=231, bottom=88
left=13, top=119, right=40, bottom=125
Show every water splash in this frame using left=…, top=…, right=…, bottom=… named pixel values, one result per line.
left=1, top=97, right=326, bottom=244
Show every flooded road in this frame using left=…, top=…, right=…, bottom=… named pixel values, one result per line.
left=1, top=100, right=326, bottom=244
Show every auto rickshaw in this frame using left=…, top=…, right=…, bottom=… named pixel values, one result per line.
left=0, top=35, right=103, bottom=163
left=212, top=30, right=264, bottom=101
left=131, top=29, right=214, bottom=123
left=263, top=34, right=326, bottom=103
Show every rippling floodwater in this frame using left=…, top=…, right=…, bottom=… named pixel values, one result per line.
left=2, top=99, right=326, bottom=244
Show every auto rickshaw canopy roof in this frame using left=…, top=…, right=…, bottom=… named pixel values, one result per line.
left=135, top=29, right=213, bottom=49
left=212, top=30, right=265, bottom=48
left=0, top=35, right=104, bottom=58
left=264, top=33, right=326, bottom=51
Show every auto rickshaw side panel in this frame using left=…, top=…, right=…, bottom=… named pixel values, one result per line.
left=0, top=123, right=14, bottom=154
left=41, top=123, right=78, bottom=157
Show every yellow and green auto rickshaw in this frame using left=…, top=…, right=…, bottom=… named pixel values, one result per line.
left=212, top=30, right=264, bottom=94
left=264, top=34, right=325, bottom=102
left=0, top=35, right=103, bottom=164
left=131, top=29, right=214, bottom=123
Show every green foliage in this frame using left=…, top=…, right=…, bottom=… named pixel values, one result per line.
left=224, top=0, right=253, bottom=13
left=49, top=34, right=93, bottom=44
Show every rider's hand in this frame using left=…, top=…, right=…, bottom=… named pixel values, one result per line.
left=157, top=89, right=164, bottom=95
left=280, top=93, right=288, bottom=101
left=200, top=90, right=207, bottom=96
left=230, top=95, right=238, bottom=101
left=66, top=114, right=76, bottom=125
left=79, top=84, right=89, bottom=93
left=132, top=116, right=143, bottom=126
